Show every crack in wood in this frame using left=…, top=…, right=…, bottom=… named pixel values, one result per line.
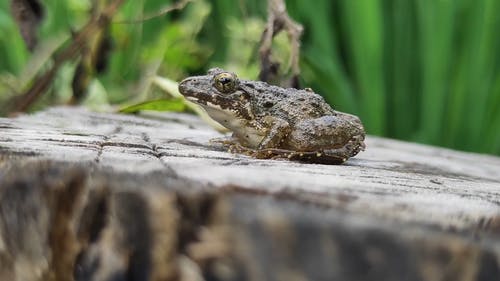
left=94, top=126, right=122, bottom=164
left=141, top=132, right=178, bottom=176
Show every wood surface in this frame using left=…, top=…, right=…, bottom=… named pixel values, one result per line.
left=0, top=106, right=499, bottom=281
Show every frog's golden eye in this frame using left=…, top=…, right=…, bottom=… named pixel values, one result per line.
left=213, top=72, right=237, bottom=93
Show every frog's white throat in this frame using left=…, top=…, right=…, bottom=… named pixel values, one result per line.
left=202, top=105, right=264, bottom=148
left=203, top=105, right=244, bottom=130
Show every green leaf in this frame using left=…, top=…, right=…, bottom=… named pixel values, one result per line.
left=119, top=98, right=186, bottom=113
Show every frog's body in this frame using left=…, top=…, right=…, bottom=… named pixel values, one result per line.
left=178, top=68, right=365, bottom=163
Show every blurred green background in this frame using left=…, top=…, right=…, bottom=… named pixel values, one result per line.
left=1, top=0, right=499, bottom=155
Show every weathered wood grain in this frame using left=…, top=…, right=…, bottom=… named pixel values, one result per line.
left=0, top=107, right=499, bottom=281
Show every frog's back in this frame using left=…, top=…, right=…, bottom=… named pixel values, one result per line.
left=245, top=81, right=335, bottom=123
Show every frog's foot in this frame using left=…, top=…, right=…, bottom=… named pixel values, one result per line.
left=315, top=136, right=366, bottom=164
left=247, top=148, right=322, bottom=162
left=211, top=138, right=270, bottom=156
left=343, top=134, right=366, bottom=156
left=227, top=146, right=292, bottom=160
left=223, top=136, right=365, bottom=164
left=225, top=146, right=347, bottom=163
left=225, top=143, right=257, bottom=156
left=209, top=137, right=237, bottom=146
left=287, top=150, right=347, bottom=164
left=252, top=148, right=292, bottom=159
left=223, top=146, right=350, bottom=164
left=252, top=143, right=364, bottom=164
left=208, top=137, right=241, bottom=151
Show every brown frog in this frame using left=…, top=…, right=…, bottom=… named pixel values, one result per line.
left=178, top=68, right=365, bottom=164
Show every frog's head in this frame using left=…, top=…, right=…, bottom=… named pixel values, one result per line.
left=178, top=68, right=255, bottom=124
left=179, top=68, right=239, bottom=101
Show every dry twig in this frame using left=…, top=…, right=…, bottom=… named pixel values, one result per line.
left=259, top=0, right=303, bottom=88
left=8, top=0, right=125, bottom=114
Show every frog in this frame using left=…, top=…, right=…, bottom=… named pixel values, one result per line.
left=178, top=68, right=365, bottom=164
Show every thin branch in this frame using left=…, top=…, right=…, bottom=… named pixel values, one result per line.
left=259, top=0, right=303, bottom=88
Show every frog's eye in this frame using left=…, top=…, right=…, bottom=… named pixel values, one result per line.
left=213, top=72, right=237, bottom=93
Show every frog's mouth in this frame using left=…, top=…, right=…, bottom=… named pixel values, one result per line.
left=183, top=95, right=209, bottom=106
left=184, top=95, right=218, bottom=108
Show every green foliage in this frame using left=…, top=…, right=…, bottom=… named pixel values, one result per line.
left=286, top=0, right=500, bottom=154
left=0, top=1, right=29, bottom=74
left=0, top=0, right=499, bottom=155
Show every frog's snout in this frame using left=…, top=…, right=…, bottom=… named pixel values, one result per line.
left=178, top=78, right=192, bottom=94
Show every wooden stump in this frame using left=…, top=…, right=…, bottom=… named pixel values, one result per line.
left=0, top=107, right=499, bottom=281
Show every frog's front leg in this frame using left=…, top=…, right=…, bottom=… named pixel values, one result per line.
left=257, top=116, right=291, bottom=149
left=212, top=116, right=293, bottom=159
left=237, top=116, right=291, bottom=159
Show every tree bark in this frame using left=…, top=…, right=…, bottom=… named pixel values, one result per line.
left=0, top=107, right=499, bottom=281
